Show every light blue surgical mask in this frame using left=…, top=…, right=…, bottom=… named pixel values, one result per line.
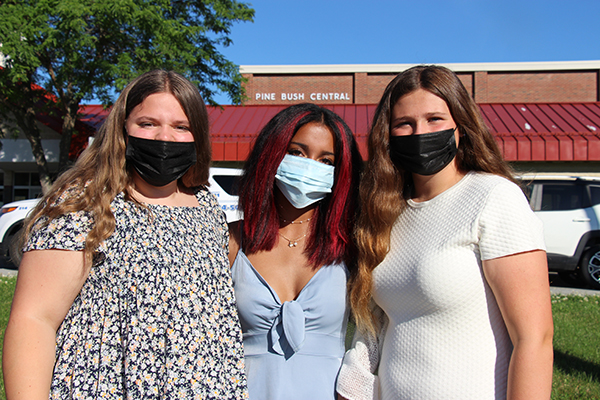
left=275, top=154, right=335, bottom=209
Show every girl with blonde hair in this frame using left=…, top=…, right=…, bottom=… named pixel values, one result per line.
left=3, top=70, right=248, bottom=399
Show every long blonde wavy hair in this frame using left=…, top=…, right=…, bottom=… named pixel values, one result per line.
left=23, top=70, right=211, bottom=263
left=350, top=65, right=515, bottom=335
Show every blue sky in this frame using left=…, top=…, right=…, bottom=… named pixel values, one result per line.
left=213, top=0, right=600, bottom=104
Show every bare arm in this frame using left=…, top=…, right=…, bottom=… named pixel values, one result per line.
left=483, top=250, right=553, bottom=400
left=3, top=250, right=90, bottom=400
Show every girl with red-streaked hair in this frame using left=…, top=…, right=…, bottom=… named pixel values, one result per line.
left=228, top=103, right=362, bottom=400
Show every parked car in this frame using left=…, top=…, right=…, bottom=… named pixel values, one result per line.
left=207, top=167, right=242, bottom=222
left=0, top=167, right=242, bottom=266
left=520, top=175, right=600, bottom=290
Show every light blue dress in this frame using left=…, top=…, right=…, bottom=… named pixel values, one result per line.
left=231, top=248, right=349, bottom=400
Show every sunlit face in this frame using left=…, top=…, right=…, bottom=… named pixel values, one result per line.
left=287, top=122, right=336, bottom=166
left=125, top=92, right=194, bottom=142
left=390, top=88, right=458, bottom=139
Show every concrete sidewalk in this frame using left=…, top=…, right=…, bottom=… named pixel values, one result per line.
left=550, top=286, right=600, bottom=296
left=0, top=268, right=17, bottom=277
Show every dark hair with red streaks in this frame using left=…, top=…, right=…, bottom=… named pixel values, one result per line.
left=238, top=103, right=362, bottom=269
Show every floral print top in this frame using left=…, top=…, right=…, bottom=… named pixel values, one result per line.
left=25, top=189, right=248, bottom=399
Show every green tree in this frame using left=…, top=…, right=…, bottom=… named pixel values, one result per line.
left=0, top=0, right=254, bottom=191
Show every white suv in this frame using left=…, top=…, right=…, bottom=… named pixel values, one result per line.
left=520, top=175, right=600, bottom=290
left=0, top=167, right=241, bottom=265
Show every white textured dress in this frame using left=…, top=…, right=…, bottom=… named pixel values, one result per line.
left=337, top=172, right=546, bottom=400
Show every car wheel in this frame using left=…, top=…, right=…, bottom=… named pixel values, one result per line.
left=579, top=245, right=600, bottom=290
left=7, top=228, right=23, bottom=268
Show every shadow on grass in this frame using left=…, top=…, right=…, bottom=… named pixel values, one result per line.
left=554, top=349, right=600, bottom=382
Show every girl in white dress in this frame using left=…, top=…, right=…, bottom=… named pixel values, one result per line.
left=337, top=65, right=553, bottom=400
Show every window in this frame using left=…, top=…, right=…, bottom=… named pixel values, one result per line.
left=589, top=185, right=600, bottom=206
left=13, top=189, right=30, bottom=202
left=13, top=172, right=42, bottom=201
left=520, top=182, right=533, bottom=200
left=540, top=184, right=585, bottom=211
left=212, top=175, right=240, bottom=196
left=14, top=173, right=30, bottom=186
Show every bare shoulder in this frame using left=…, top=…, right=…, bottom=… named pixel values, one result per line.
left=229, top=220, right=242, bottom=244
left=227, top=220, right=242, bottom=266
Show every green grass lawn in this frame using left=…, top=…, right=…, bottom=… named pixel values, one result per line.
left=0, top=276, right=16, bottom=400
left=551, top=294, right=600, bottom=399
left=0, top=275, right=597, bottom=399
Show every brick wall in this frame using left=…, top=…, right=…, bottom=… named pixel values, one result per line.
left=457, top=73, right=473, bottom=98
left=484, top=71, right=597, bottom=102
left=364, top=74, right=395, bottom=104
left=242, top=69, right=599, bottom=105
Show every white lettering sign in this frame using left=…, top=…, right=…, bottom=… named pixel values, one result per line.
left=255, top=91, right=350, bottom=102
left=281, top=93, right=305, bottom=101
left=256, top=93, right=276, bottom=101
left=309, top=92, right=350, bottom=101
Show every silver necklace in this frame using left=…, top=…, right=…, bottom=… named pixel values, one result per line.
left=278, top=232, right=308, bottom=248
left=280, top=217, right=311, bottom=224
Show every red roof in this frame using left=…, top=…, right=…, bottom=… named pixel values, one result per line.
left=207, top=103, right=600, bottom=162
left=79, top=104, right=111, bottom=130
left=480, top=103, right=600, bottom=161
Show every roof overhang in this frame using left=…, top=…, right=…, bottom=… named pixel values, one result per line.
left=240, top=60, right=600, bottom=75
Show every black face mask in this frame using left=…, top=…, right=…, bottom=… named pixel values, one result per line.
left=389, top=127, right=458, bottom=176
left=125, top=136, right=197, bottom=187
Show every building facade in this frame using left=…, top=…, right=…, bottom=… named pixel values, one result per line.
left=241, top=61, right=600, bottom=105
left=231, top=61, right=600, bottom=176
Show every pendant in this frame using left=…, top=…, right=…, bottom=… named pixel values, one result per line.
left=279, top=232, right=306, bottom=249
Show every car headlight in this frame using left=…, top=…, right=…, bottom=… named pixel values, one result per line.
left=0, top=207, right=18, bottom=216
